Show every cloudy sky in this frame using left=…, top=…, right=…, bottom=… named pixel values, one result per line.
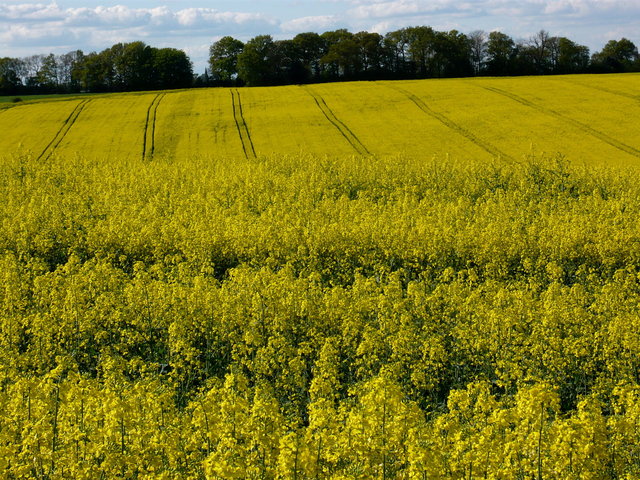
left=1, top=0, right=639, bottom=72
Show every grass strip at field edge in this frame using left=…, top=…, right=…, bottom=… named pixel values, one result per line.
left=388, top=84, right=514, bottom=162
left=142, top=93, right=166, bottom=160
left=301, top=85, right=372, bottom=157
left=479, top=84, right=640, bottom=159
left=231, top=89, right=256, bottom=159
left=37, top=99, right=91, bottom=161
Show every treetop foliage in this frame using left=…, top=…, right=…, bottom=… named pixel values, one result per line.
left=1, top=42, right=193, bottom=95
left=212, top=27, right=637, bottom=86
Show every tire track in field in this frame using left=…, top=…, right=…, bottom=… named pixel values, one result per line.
left=553, top=78, right=639, bottom=101
left=37, top=99, right=91, bottom=161
left=388, top=84, right=514, bottom=161
left=142, top=93, right=165, bottom=160
left=230, top=89, right=256, bottom=159
left=480, top=85, right=640, bottom=159
left=0, top=101, right=31, bottom=114
left=302, top=86, right=372, bottom=156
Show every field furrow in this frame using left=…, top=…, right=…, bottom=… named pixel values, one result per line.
left=481, top=84, right=640, bottom=159
left=556, top=72, right=640, bottom=98
left=1, top=74, right=638, bottom=165
left=302, top=86, right=371, bottom=156
left=489, top=75, right=640, bottom=156
left=309, top=82, right=496, bottom=160
left=38, top=99, right=91, bottom=161
left=142, top=93, right=166, bottom=160
left=231, top=89, right=256, bottom=159
left=50, top=94, right=158, bottom=160
left=231, top=86, right=356, bottom=157
left=0, top=100, right=81, bottom=157
left=152, top=89, right=243, bottom=159
left=389, top=84, right=514, bottom=162
left=557, top=78, right=639, bottom=101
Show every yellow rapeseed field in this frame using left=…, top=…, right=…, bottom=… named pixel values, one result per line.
left=1, top=73, right=638, bottom=164
left=1, top=74, right=640, bottom=479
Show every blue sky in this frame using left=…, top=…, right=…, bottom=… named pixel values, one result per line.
left=1, top=1, right=639, bottom=72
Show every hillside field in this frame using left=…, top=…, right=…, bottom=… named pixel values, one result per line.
left=1, top=73, right=639, bottom=164
left=1, top=74, right=640, bottom=479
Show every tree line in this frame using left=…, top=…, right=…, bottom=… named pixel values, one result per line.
left=1, top=29, right=639, bottom=94
left=213, top=29, right=639, bottom=86
left=0, top=41, right=193, bottom=95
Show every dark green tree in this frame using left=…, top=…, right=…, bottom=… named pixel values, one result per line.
left=117, top=42, right=155, bottom=90
left=0, top=57, right=22, bottom=94
left=153, top=48, right=193, bottom=89
left=237, top=35, right=278, bottom=86
left=406, top=26, right=437, bottom=77
left=292, top=32, right=327, bottom=80
left=433, top=30, right=473, bottom=77
left=72, top=52, right=111, bottom=92
left=555, top=38, right=589, bottom=73
left=320, top=29, right=359, bottom=79
left=273, top=39, right=307, bottom=84
left=384, top=28, right=412, bottom=76
left=102, top=43, right=124, bottom=89
left=591, top=38, right=639, bottom=72
left=486, top=31, right=516, bottom=75
left=209, top=36, right=244, bottom=83
left=354, top=31, right=386, bottom=77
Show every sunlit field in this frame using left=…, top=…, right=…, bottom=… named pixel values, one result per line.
left=1, top=74, right=640, bottom=479
left=1, top=73, right=638, bottom=165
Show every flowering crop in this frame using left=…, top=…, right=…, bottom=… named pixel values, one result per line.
left=1, top=73, right=638, bottom=164
left=0, top=74, right=639, bottom=478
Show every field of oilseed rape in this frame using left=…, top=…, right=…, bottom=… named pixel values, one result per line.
left=1, top=73, right=639, bottom=163
left=1, top=73, right=640, bottom=479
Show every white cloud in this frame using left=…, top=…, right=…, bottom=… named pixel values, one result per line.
left=281, top=15, right=340, bottom=32
left=0, top=1, right=279, bottom=70
left=1, top=3, right=278, bottom=45
left=348, top=1, right=422, bottom=19
left=0, top=0, right=638, bottom=71
left=0, top=22, right=71, bottom=46
left=345, top=0, right=640, bottom=20
left=0, top=2, right=64, bottom=20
